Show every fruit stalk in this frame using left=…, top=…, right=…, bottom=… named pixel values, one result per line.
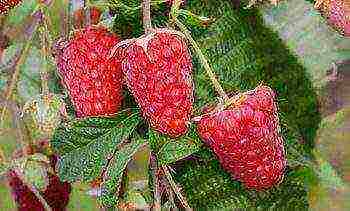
left=150, top=152, right=161, bottom=211
left=174, top=18, right=228, bottom=101
left=162, top=165, right=191, bottom=209
left=39, top=13, right=51, bottom=95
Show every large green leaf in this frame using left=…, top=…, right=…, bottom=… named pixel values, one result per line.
left=52, top=109, right=138, bottom=155
left=53, top=110, right=141, bottom=182
left=98, top=137, right=146, bottom=207
left=171, top=0, right=323, bottom=209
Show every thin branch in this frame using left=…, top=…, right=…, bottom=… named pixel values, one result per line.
left=150, top=152, right=161, bottom=211
left=61, top=0, right=71, bottom=38
left=0, top=96, right=26, bottom=144
left=0, top=9, right=43, bottom=128
left=0, top=47, right=23, bottom=73
left=174, top=18, right=228, bottom=101
left=0, top=40, right=32, bottom=128
left=142, top=0, right=152, bottom=34
left=84, top=0, right=91, bottom=26
left=162, top=165, right=191, bottom=210
left=163, top=171, right=176, bottom=209
left=40, top=15, right=51, bottom=95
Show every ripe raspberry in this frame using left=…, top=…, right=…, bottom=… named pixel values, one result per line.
left=55, top=26, right=123, bottom=118
left=8, top=155, right=71, bottom=211
left=315, top=0, right=350, bottom=36
left=0, top=0, right=22, bottom=14
left=120, top=29, right=193, bottom=138
left=73, top=6, right=102, bottom=29
left=195, top=85, right=286, bottom=190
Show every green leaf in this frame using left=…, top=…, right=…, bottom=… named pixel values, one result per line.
left=157, top=129, right=203, bottom=165
left=98, top=137, right=146, bottom=207
left=52, top=109, right=138, bottom=155
left=147, top=130, right=170, bottom=153
left=55, top=110, right=141, bottom=183
left=171, top=0, right=323, bottom=209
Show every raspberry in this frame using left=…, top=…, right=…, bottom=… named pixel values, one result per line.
left=196, top=85, right=286, bottom=190
left=316, top=0, right=350, bottom=36
left=55, top=26, right=123, bottom=118
left=0, top=0, right=22, bottom=14
left=8, top=155, right=71, bottom=211
left=120, top=29, right=193, bottom=138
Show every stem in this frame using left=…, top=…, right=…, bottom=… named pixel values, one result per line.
left=40, top=15, right=51, bottom=95
left=84, top=0, right=91, bottom=26
left=0, top=146, right=6, bottom=166
left=0, top=41, right=32, bottom=128
left=174, top=18, right=228, bottom=100
left=142, top=0, right=152, bottom=33
left=61, top=0, right=70, bottom=38
left=162, top=165, right=191, bottom=210
left=150, top=152, right=161, bottom=211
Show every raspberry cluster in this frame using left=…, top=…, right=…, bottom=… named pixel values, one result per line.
left=55, top=24, right=286, bottom=190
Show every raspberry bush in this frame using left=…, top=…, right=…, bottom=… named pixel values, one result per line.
left=0, top=0, right=349, bottom=210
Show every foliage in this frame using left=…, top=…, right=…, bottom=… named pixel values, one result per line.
left=0, top=0, right=349, bottom=210
left=51, top=109, right=145, bottom=205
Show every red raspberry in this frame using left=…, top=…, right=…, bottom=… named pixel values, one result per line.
left=196, top=85, right=286, bottom=190
left=0, top=0, right=22, bottom=14
left=7, top=155, right=71, bottom=211
left=120, top=29, right=193, bottom=138
left=55, top=26, right=123, bottom=118
left=316, top=0, right=350, bottom=36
